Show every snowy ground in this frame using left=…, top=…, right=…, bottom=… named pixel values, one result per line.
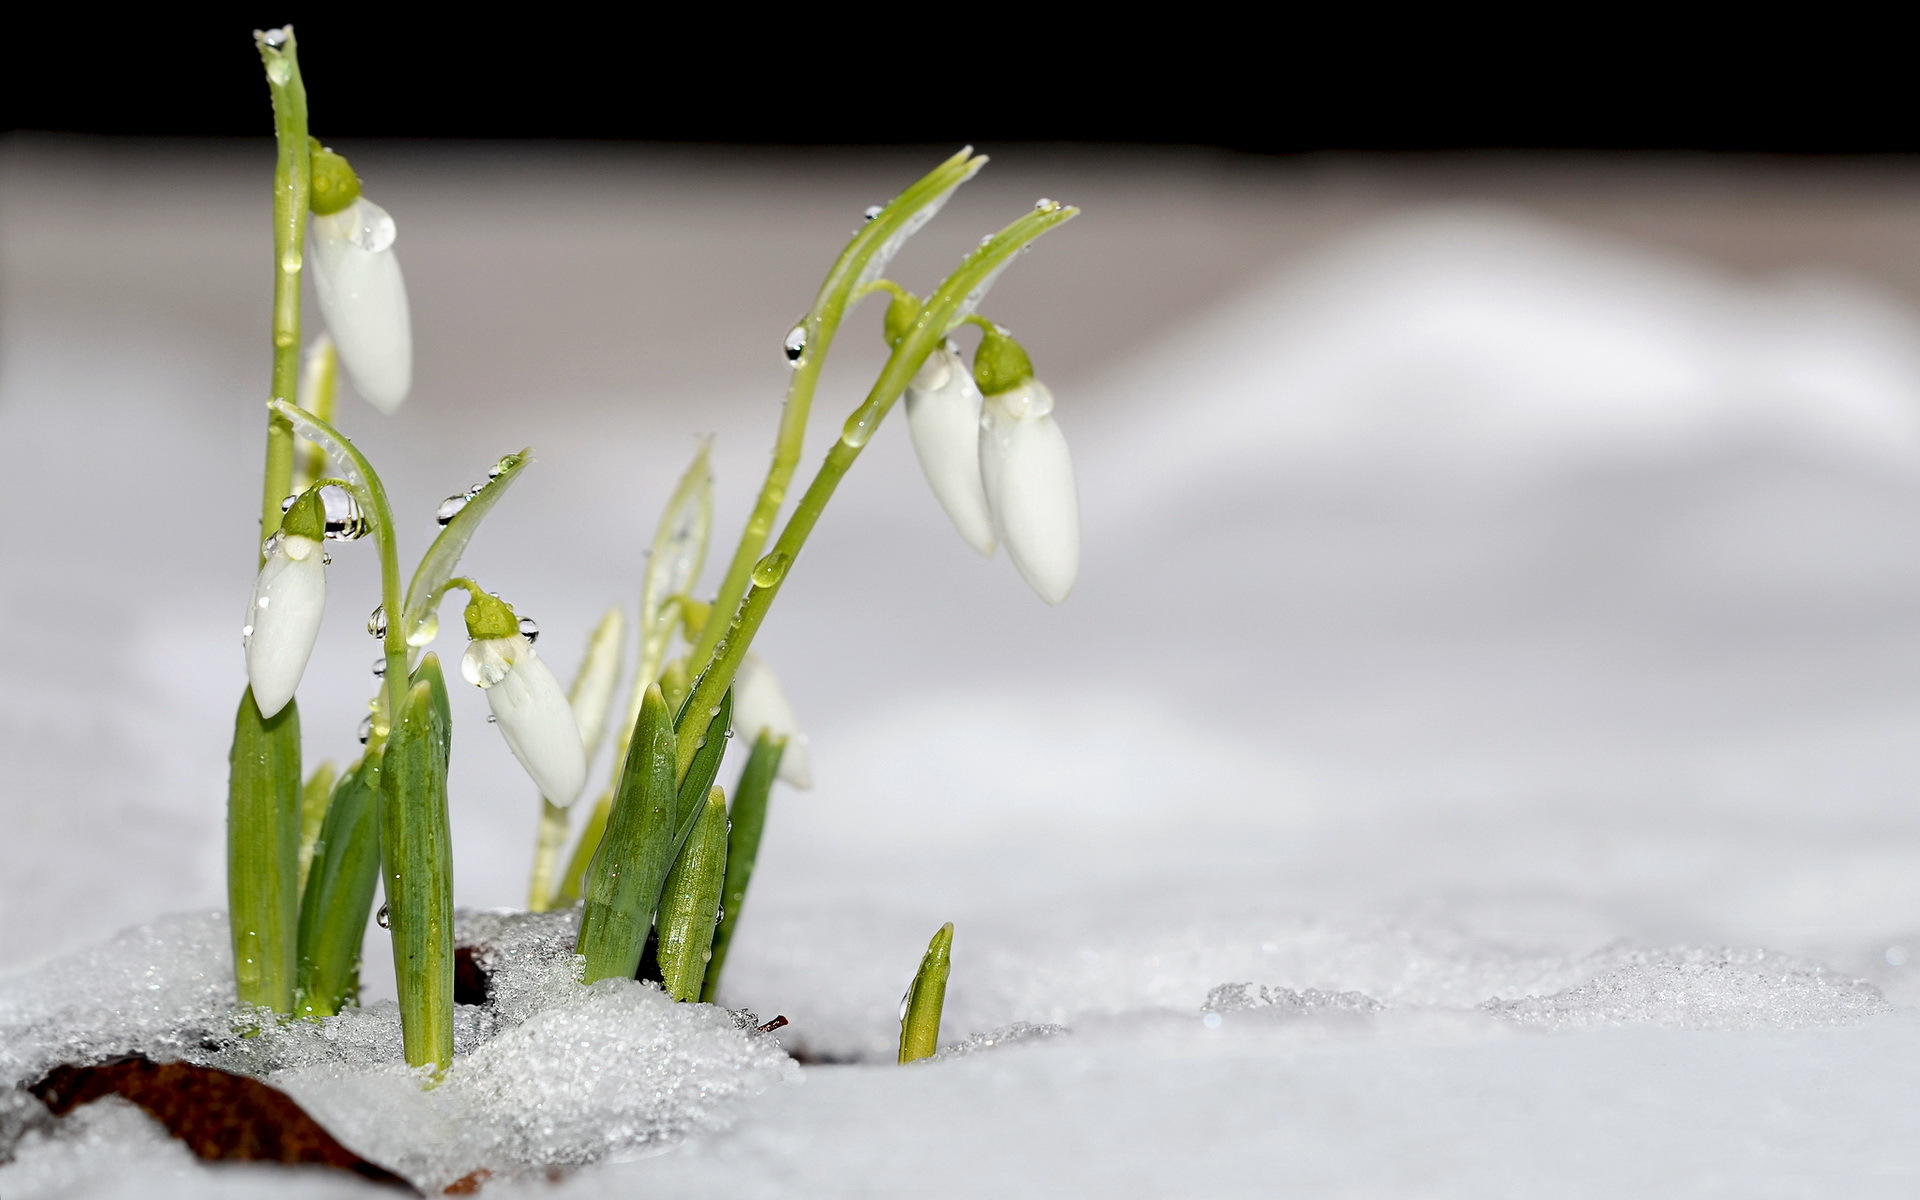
left=7, top=139, right=1920, bottom=1194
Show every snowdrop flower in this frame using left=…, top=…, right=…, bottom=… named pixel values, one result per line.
left=308, top=143, right=412, bottom=414
left=460, top=591, right=586, bottom=806
left=245, top=490, right=328, bottom=717
left=904, top=342, right=997, bottom=556
left=974, top=326, right=1080, bottom=605
left=732, top=653, right=813, bottom=788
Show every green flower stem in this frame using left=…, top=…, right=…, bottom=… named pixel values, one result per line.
left=294, top=755, right=382, bottom=1018
left=899, top=922, right=954, bottom=1063
left=528, top=799, right=571, bottom=912
left=268, top=400, right=410, bottom=731
left=700, top=731, right=785, bottom=1003
left=255, top=29, right=311, bottom=561
left=655, top=785, right=729, bottom=1001
left=676, top=202, right=1077, bottom=775
left=228, top=690, right=302, bottom=1014
left=380, top=667, right=455, bottom=1075
left=684, top=149, right=986, bottom=677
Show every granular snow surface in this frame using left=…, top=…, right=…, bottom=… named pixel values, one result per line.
left=9, top=145, right=1920, bottom=1195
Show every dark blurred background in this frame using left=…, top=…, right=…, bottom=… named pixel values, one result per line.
left=2, top=9, right=1909, bottom=152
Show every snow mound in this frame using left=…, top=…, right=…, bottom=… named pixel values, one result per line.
left=0, top=911, right=233, bottom=1089
left=931, top=1022, right=1069, bottom=1061
left=1203, top=982, right=1385, bottom=1017
left=1488, top=946, right=1887, bottom=1030
left=0, top=910, right=795, bottom=1193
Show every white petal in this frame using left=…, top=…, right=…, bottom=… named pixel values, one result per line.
left=482, top=637, right=588, bottom=805
left=905, top=346, right=996, bottom=556
left=311, top=198, right=413, bottom=414
left=732, top=654, right=812, bottom=789
left=981, top=383, right=1080, bottom=605
left=245, top=536, right=327, bottom=717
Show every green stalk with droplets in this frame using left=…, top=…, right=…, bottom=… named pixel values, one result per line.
left=701, top=731, right=785, bottom=1003
left=255, top=27, right=310, bottom=556
left=380, top=661, right=454, bottom=1075
left=676, top=201, right=1078, bottom=774
left=899, top=923, right=953, bottom=1063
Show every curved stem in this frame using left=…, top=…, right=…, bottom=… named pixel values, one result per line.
left=685, top=149, right=986, bottom=674
left=256, top=29, right=311, bottom=563
left=674, top=203, right=1077, bottom=773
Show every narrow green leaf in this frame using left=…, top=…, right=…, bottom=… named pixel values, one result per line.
left=379, top=677, right=454, bottom=1075
left=294, top=755, right=381, bottom=1018
left=577, top=684, right=678, bottom=983
left=399, top=448, right=531, bottom=651
left=898, top=922, right=954, bottom=1064
left=701, top=731, right=785, bottom=1003
left=228, top=687, right=302, bottom=1014
left=673, top=687, right=733, bottom=847
left=296, top=760, right=338, bottom=897
left=656, top=786, right=729, bottom=1002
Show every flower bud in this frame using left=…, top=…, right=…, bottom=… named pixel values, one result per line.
left=733, top=653, right=812, bottom=789
left=462, top=594, right=587, bottom=806
left=979, top=374, right=1080, bottom=606
left=311, top=196, right=412, bottom=414
left=904, top=344, right=996, bottom=556
left=307, top=140, right=362, bottom=217
left=245, top=491, right=329, bottom=718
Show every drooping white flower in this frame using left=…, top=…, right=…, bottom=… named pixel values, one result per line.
left=245, top=533, right=327, bottom=718
left=311, top=197, right=412, bottom=414
left=980, top=379, right=1080, bottom=605
left=904, top=343, right=996, bottom=556
left=732, top=653, right=813, bottom=789
left=463, top=632, right=588, bottom=806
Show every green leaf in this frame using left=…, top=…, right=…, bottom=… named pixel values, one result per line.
left=655, top=786, right=729, bottom=1002
left=294, top=755, right=382, bottom=1018
left=673, top=687, right=733, bottom=850
left=898, top=922, right=953, bottom=1064
left=296, top=760, right=338, bottom=897
left=400, top=449, right=531, bottom=651
left=577, top=684, right=678, bottom=983
left=228, top=688, right=303, bottom=1014
left=700, top=731, right=784, bottom=1003
left=379, top=678, right=454, bottom=1075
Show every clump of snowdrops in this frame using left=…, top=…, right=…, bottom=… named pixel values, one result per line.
left=233, top=27, right=1079, bottom=1077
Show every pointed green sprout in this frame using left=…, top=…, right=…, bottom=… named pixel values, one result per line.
left=899, top=923, right=954, bottom=1063
left=253, top=26, right=310, bottom=557
left=701, top=730, right=785, bottom=1003
left=529, top=606, right=626, bottom=910
left=656, top=786, right=729, bottom=1001
left=380, top=661, right=455, bottom=1076
left=228, top=689, right=302, bottom=1014
left=295, top=757, right=382, bottom=1018
left=401, top=449, right=531, bottom=660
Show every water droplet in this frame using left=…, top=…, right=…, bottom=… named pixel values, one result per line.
left=261, top=533, right=282, bottom=558
left=280, top=493, right=299, bottom=513
left=436, top=494, right=469, bottom=525
left=750, top=550, right=792, bottom=588
left=1033, top=197, right=1059, bottom=212
left=489, top=455, right=515, bottom=479
left=367, top=605, right=387, bottom=638
left=839, top=408, right=878, bottom=448
left=257, top=596, right=272, bottom=609
left=241, top=624, right=254, bottom=643
left=1889, top=945, right=1910, bottom=967
left=783, top=323, right=807, bottom=366
left=486, top=713, right=498, bottom=724
left=321, top=487, right=368, bottom=540
left=899, top=987, right=913, bottom=1021
left=407, top=612, right=439, bottom=647
left=321, top=551, right=332, bottom=565
left=260, top=27, right=288, bottom=47
left=517, top=616, right=540, bottom=642
left=357, top=715, right=373, bottom=744
left=376, top=904, right=391, bottom=929
left=371, top=657, right=387, bottom=678
left=863, top=204, right=883, bottom=221
left=348, top=201, right=397, bottom=253
left=280, top=247, right=303, bottom=274
left=1202, top=1011, right=1223, bottom=1029
left=265, top=56, right=291, bottom=84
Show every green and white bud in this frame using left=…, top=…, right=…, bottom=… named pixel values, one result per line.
left=974, top=327, right=1079, bottom=605
left=461, top=592, right=587, bottom=806
left=245, top=490, right=328, bottom=717
left=904, top=342, right=996, bottom=556
left=311, top=179, right=412, bottom=415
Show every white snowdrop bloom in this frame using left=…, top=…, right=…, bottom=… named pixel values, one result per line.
left=904, top=344, right=996, bottom=556
left=732, top=653, right=813, bottom=789
left=463, top=634, right=587, bottom=806
left=980, top=379, right=1080, bottom=605
left=245, top=533, right=326, bottom=718
left=311, top=197, right=412, bottom=414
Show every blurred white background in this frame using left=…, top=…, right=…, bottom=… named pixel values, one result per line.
left=8, top=137, right=1920, bottom=1022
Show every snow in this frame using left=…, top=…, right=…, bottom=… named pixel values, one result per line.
left=9, top=142, right=1920, bottom=1194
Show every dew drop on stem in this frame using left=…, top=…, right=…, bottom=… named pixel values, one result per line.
left=376, top=904, right=390, bottom=929
left=783, top=323, right=807, bottom=366
left=321, top=488, right=368, bottom=540
left=517, top=616, right=540, bottom=642
left=371, top=656, right=387, bottom=678
left=357, top=715, right=373, bottom=744
left=367, top=605, right=387, bottom=638
left=750, top=550, right=792, bottom=588
left=435, top=494, right=469, bottom=525
left=863, top=205, right=883, bottom=221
